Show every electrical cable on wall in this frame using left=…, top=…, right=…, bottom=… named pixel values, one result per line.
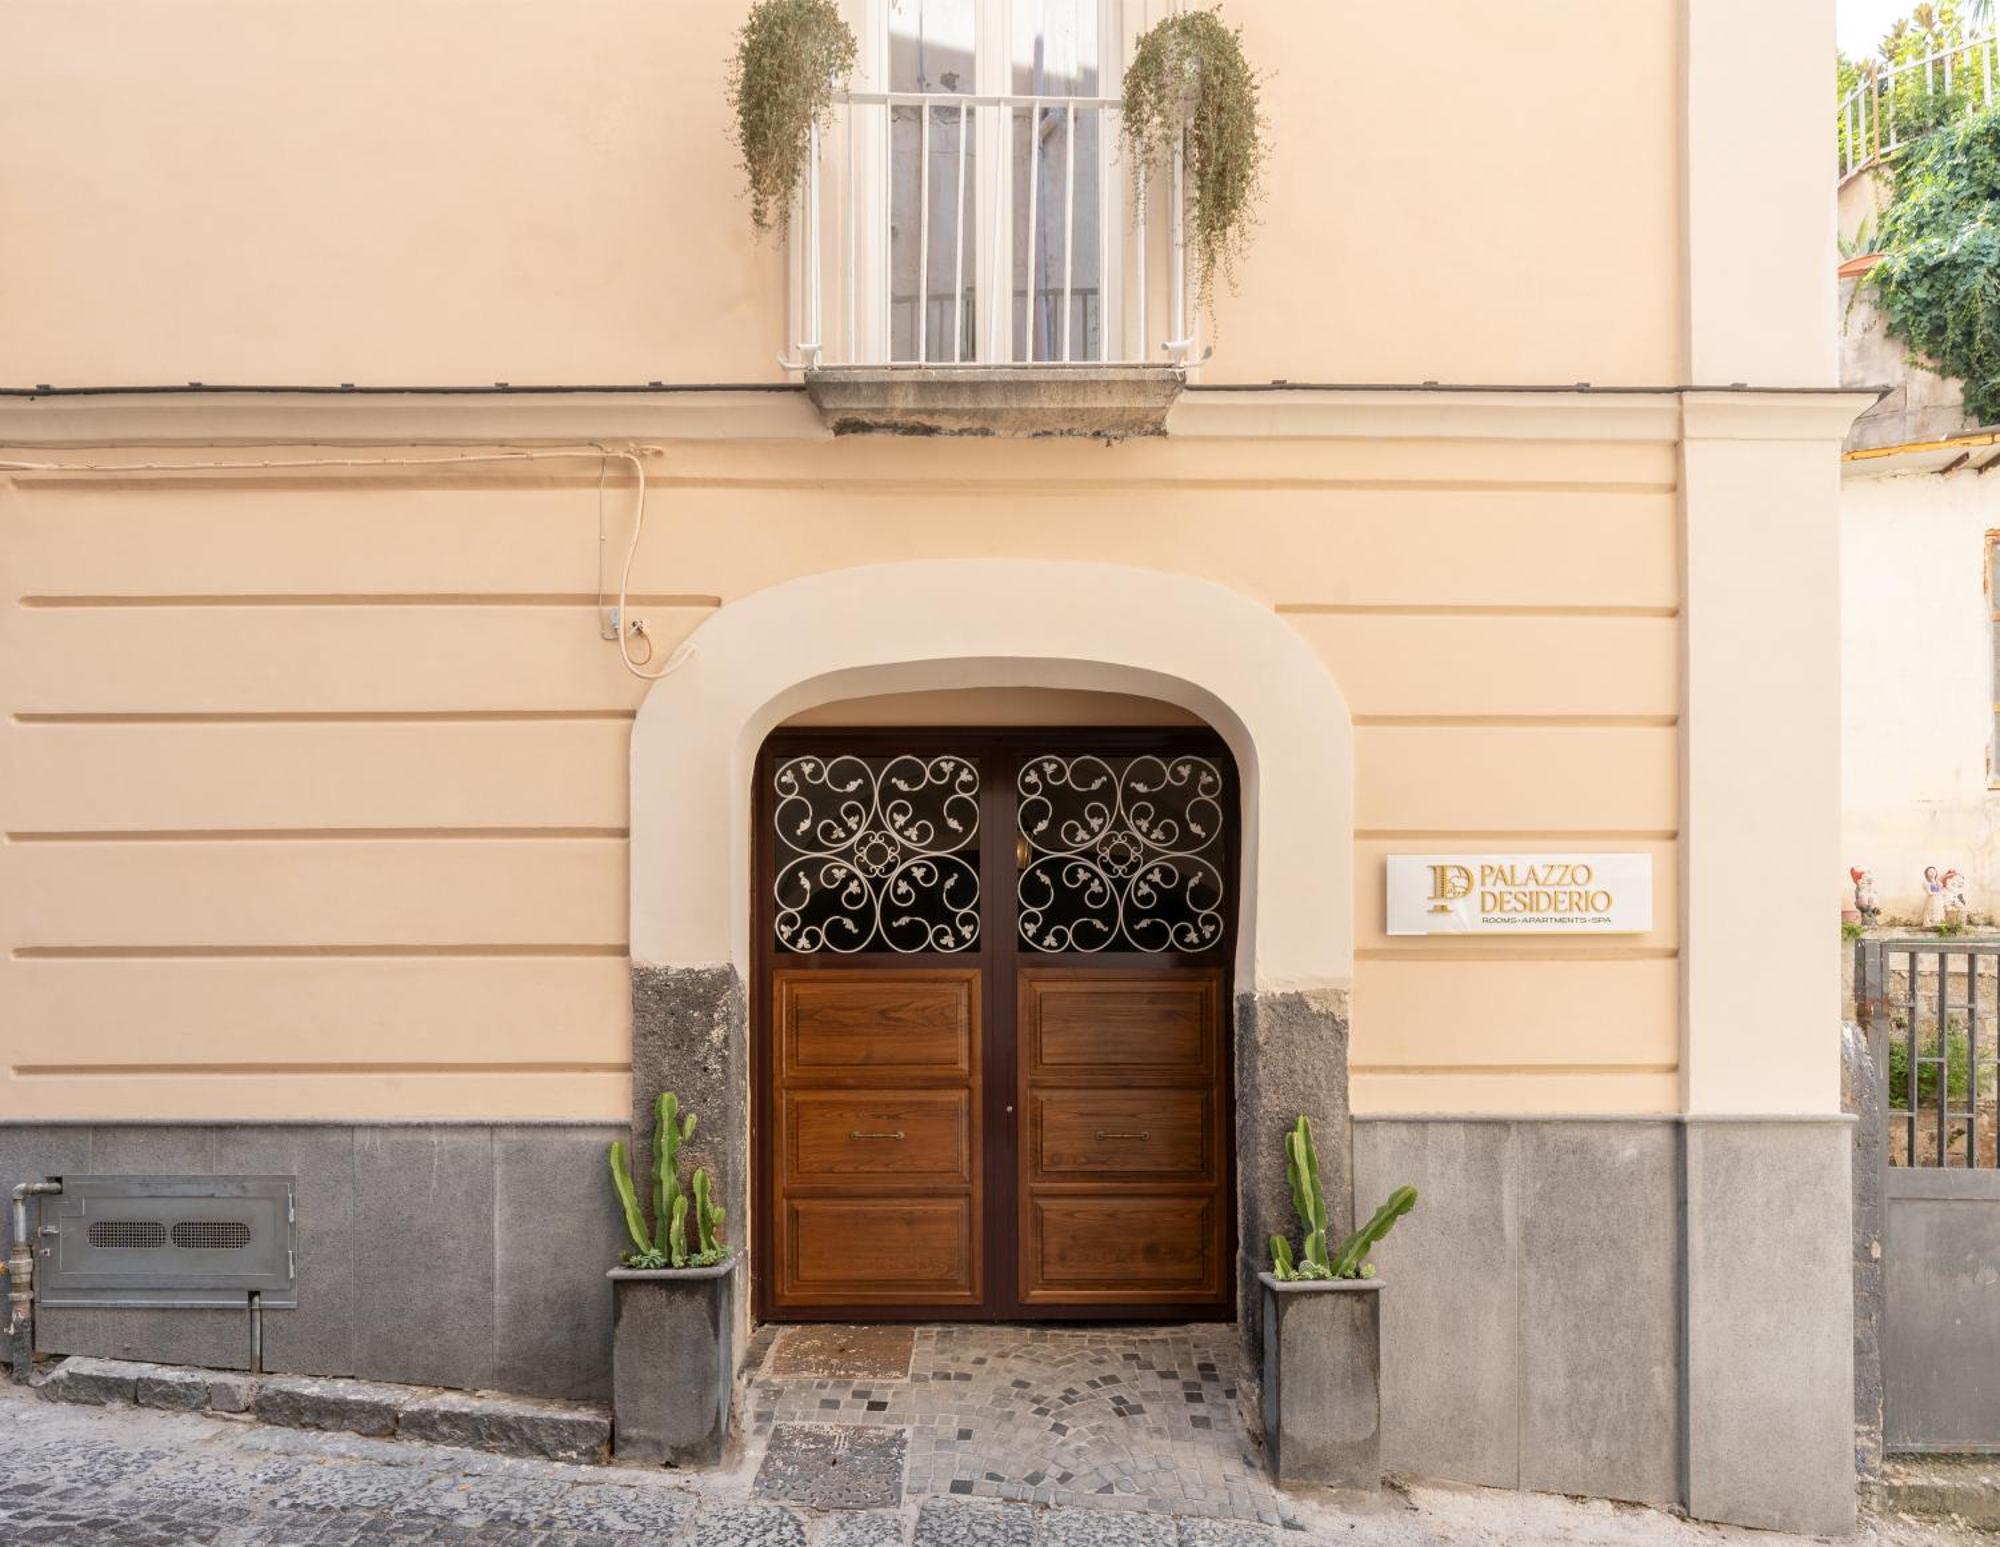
left=0, top=444, right=689, bottom=683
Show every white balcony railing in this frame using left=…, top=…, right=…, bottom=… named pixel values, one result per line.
left=783, top=90, right=1193, bottom=371
left=1839, top=31, right=2000, bottom=181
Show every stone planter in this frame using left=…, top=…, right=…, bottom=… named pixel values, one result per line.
left=608, top=1259, right=735, bottom=1466
left=1258, top=1273, right=1383, bottom=1491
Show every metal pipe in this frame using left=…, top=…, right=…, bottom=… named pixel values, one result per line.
left=8, top=1179, right=61, bottom=1382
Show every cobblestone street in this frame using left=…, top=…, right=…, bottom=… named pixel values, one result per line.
left=0, top=1375, right=1977, bottom=1546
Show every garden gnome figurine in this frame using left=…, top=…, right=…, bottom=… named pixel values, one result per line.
left=1944, top=869, right=1970, bottom=923
left=1851, top=868, right=1879, bottom=924
left=1922, top=866, right=1948, bottom=928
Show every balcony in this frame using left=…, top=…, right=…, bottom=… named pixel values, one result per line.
left=782, top=89, right=1193, bottom=435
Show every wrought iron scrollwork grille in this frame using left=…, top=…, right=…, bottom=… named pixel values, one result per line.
left=771, top=753, right=981, bottom=954
left=1016, top=753, right=1228, bottom=954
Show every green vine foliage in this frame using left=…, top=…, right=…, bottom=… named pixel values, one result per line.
left=1872, top=106, right=2000, bottom=424
left=729, top=0, right=857, bottom=234
left=1121, top=8, right=1267, bottom=317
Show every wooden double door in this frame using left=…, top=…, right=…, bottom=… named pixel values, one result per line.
left=754, top=730, right=1237, bottom=1321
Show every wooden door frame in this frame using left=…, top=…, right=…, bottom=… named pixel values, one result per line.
left=750, top=724, right=1239, bottom=1324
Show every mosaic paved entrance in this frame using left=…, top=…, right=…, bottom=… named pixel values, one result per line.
left=746, top=1323, right=1298, bottom=1527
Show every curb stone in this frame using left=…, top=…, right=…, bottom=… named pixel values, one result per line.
left=31, top=1355, right=148, bottom=1406
left=251, top=1372, right=417, bottom=1436
left=397, top=1387, right=610, bottom=1463
left=32, top=1354, right=610, bottom=1462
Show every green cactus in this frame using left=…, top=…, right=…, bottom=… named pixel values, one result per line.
left=1284, top=1115, right=1331, bottom=1274
left=607, top=1090, right=731, bottom=1269
left=1270, top=1114, right=1418, bottom=1281
left=692, top=1167, right=726, bottom=1259
left=652, top=1093, right=695, bottom=1255
left=667, top=1193, right=689, bottom=1266
left=608, top=1141, right=652, bottom=1257
left=1330, top=1185, right=1418, bottom=1279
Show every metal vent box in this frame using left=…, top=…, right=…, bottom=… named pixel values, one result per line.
left=38, top=1176, right=296, bottom=1309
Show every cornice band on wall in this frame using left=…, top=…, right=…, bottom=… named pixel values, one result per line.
left=0, top=385, right=1880, bottom=449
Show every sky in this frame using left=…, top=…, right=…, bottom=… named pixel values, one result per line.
left=1842, top=0, right=1928, bottom=56
left=1840, top=0, right=2000, bottom=56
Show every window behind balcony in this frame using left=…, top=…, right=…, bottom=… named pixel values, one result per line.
left=882, top=0, right=1113, bottom=364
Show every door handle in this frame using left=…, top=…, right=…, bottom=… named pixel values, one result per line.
left=849, top=1130, right=906, bottom=1141
left=1096, top=1129, right=1150, bottom=1141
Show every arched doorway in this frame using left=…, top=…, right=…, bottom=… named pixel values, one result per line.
left=751, top=718, right=1241, bottom=1321
left=628, top=559, right=1356, bottom=1342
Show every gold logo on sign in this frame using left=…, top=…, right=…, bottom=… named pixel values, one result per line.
left=1427, top=864, right=1474, bottom=914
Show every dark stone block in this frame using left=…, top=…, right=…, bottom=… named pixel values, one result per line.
left=211, top=1125, right=358, bottom=1380
left=609, top=1261, right=735, bottom=1467
left=37, top=1307, right=252, bottom=1372
left=397, top=1389, right=610, bottom=1463
left=251, top=1372, right=414, bottom=1436
left=1258, top=1275, right=1380, bottom=1490
left=350, top=1127, right=495, bottom=1391
left=493, top=1126, right=622, bottom=1402
left=630, top=965, right=748, bottom=1273
left=133, top=1367, right=215, bottom=1411
left=1233, top=991, right=1350, bottom=1355
left=86, top=1127, right=217, bottom=1175
left=1843, top=1019, right=1886, bottom=1483
left=34, top=1355, right=146, bottom=1405
left=1353, top=1118, right=1518, bottom=1489
left=1517, top=1122, right=1678, bottom=1506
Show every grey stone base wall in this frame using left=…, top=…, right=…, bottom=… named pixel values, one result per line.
left=0, top=1122, right=625, bottom=1401
left=1233, top=990, right=1350, bottom=1353
left=1355, top=1114, right=1855, bottom=1536
left=629, top=963, right=748, bottom=1265
left=1843, top=1020, right=1886, bottom=1481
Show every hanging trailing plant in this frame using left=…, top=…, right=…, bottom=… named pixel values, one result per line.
left=728, top=0, right=857, bottom=233
left=1121, top=7, right=1268, bottom=317
left=1870, top=105, right=2000, bottom=424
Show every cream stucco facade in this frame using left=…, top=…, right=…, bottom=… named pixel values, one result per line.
left=0, top=0, right=1864, bottom=1532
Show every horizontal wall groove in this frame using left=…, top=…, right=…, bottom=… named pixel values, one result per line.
left=6, top=827, right=629, bottom=843
left=1355, top=828, right=1679, bottom=842
left=12, top=710, right=638, bottom=725
left=12, top=944, right=629, bottom=960
left=1277, top=603, right=1681, bottom=619
left=5, top=474, right=1678, bottom=498
left=12, top=1062, right=632, bottom=1078
left=17, top=593, right=720, bottom=610
left=1356, top=946, right=1679, bottom=962
left=1354, top=715, right=1679, bottom=729
left=1349, top=1062, right=1680, bottom=1077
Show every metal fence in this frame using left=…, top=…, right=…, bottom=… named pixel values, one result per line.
left=1856, top=936, right=2000, bottom=1451
left=1856, top=938, right=2000, bottom=1169
left=1839, top=31, right=2000, bottom=181
left=784, top=91, right=1192, bottom=370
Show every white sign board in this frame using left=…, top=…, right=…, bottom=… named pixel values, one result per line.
left=1385, top=853, right=1653, bottom=936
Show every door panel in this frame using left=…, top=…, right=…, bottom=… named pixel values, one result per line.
left=1028, top=1196, right=1219, bottom=1294
left=1032, top=1090, right=1211, bottom=1178
left=782, top=1091, right=973, bottom=1183
left=768, top=967, right=982, bottom=1314
left=1017, top=966, right=1230, bottom=1310
left=756, top=733, right=1236, bottom=1322
left=783, top=1197, right=981, bottom=1304
left=779, top=974, right=976, bottom=1082
left=1027, top=978, right=1216, bottom=1074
